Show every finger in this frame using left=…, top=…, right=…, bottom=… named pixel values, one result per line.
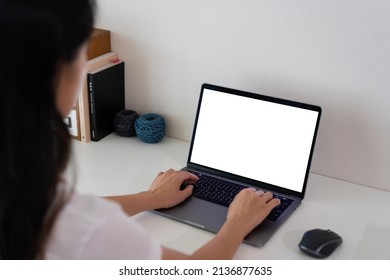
left=179, top=185, right=193, bottom=199
left=261, top=191, right=274, bottom=201
left=185, top=171, right=199, bottom=180
left=255, top=190, right=265, bottom=196
left=177, top=170, right=199, bottom=182
left=267, top=198, right=281, bottom=209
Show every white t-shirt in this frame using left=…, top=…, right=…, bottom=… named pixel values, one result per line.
left=45, top=191, right=162, bottom=259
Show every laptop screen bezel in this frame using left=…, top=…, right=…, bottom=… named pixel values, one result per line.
left=186, top=83, right=322, bottom=199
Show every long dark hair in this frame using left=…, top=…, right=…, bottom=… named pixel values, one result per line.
left=0, top=0, right=95, bottom=259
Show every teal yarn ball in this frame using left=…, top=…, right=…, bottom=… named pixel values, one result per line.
left=135, top=113, right=166, bottom=143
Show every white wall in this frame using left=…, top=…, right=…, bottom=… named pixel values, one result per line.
left=95, top=0, right=390, bottom=192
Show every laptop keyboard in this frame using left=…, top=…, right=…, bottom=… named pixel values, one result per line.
left=189, top=172, right=293, bottom=221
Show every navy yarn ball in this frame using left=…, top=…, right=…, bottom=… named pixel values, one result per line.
left=135, top=113, right=166, bottom=143
left=113, top=110, right=139, bottom=137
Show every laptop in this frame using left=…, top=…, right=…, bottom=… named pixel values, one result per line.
left=154, top=83, right=322, bottom=247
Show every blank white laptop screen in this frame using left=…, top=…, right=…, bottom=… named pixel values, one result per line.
left=190, top=88, right=319, bottom=193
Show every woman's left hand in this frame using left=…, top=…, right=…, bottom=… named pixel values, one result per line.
left=148, top=169, right=199, bottom=209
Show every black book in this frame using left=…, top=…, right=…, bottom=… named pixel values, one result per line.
left=87, top=60, right=125, bottom=141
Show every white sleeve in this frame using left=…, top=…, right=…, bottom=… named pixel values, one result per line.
left=78, top=205, right=162, bottom=260
left=46, top=192, right=162, bottom=260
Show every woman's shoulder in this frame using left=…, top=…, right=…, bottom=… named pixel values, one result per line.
left=45, top=191, right=161, bottom=259
left=61, top=191, right=120, bottom=222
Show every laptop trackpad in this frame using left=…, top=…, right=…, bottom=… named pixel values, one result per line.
left=154, top=198, right=228, bottom=233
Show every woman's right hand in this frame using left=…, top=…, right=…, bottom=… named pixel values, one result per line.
left=226, top=188, right=281, bottom=237
left=162, top=187, right=281, bottom=260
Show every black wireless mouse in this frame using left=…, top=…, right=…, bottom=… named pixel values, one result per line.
left=299, top=229, right=343, bottom=258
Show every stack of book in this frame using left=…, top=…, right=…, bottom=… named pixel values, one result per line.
left=66, top=28, right=125, bottom=142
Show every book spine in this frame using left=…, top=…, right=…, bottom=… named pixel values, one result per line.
left=78, top=85, right=90, bottom=143
left=88, top=74, right=97, bottom=141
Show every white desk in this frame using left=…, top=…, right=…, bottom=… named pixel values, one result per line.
left=72, top=133, right=390, bottom=259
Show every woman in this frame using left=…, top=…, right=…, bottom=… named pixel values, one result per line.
left=0, top=0, right=280, bottom=259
